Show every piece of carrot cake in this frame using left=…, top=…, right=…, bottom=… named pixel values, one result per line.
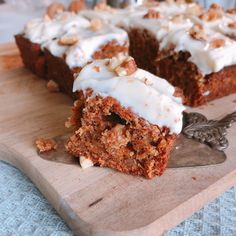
left=66, top=55, right=185, bottom=179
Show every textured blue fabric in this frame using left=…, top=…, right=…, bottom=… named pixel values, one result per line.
left=1, top=160, right=236, bottom=236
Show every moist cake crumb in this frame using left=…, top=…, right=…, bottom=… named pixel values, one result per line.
left=35, top=138, right=57, bottom=153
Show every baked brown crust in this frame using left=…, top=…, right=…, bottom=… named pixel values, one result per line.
left=15, top=34, right=128, bottom=99
left=127, top=28, right=159, bottom=74
left=156, top=50, right=236, bottom=106
left=66, top=92, right=177, bottom=179
left=15, top=34, right=46, bottom=78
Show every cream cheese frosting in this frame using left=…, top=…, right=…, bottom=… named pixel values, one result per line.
left=73, top=59, right=185, bottom=134
left=160, top=26, right=236, bottom=75
left=24, top=12, right=90, bottom=44
left=42, top=23, right=128, bottom=68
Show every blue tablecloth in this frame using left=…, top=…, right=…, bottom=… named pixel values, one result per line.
left=1, top=161, right=236, bottom=236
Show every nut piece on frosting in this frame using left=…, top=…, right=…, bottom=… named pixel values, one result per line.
left=227, top=8, right=236, bottom=14
left=199, top=3, right=223, bottom=21
left=35, top=138, right=57, bottom=153
left=228, top=22, right=236, bottom=29
left=107, top=54, right=137, bottom=76
left=94, top=2, right=113, bottom=12
left=80, top=156, right=94, bottom=169
left=210, top=39, right=225, bottom=48
left=143, top=9, right=161, bottom=19
left=58, top=34, right=79, bottom=46
left=47, top=80, right=60, bottom=92
left=90, top=18, right=102, bottom=32
left=68, top=0, right=85, bottom=13
left=46, top=2, right=65, bottom=19
left=171, top=14, right=184, bottom=23
left=189, top=24, right=208, bottom=41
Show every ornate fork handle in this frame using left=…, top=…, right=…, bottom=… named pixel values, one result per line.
left=182, top=111, right=236, bottom=151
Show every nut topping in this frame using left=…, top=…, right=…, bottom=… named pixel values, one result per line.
left=90, top=18, right=102, bottom=31
left=199, top=3, right=223, bottom=21
left=189, top=24, right=208, bottom=41
left=68, top=0, right=85, bottom=13
left=107, top=54, right=137, bottom=76
left=93, top=66, right=100, bottom=72
left=210, top=39, right=225, bottom=48
left=171, top=14, right=184, bottom=23
left=228, top=22, right=236, bottom=28
left=46, top=2, right=64, bottom=19
left=143, top=9, right=161, bottom=19
left=227, top=8, right=236, bottom=14
left=94, top=2, right=114, bottom=12
left=58, top=34, right=79, bottom=46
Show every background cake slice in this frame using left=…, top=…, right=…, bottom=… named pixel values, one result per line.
left=66, top=56, right=185, bottom=179
left=156, top=24, right=236, bottom=106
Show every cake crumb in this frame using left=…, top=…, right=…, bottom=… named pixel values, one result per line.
left=35, top=138, right=57, bottom=153
left=47, top=80, right=60, bottom=92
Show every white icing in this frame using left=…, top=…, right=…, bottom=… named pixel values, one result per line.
left=218, top=19, right=236, bottom=39
left=39, top=16, right=128, bottom=68
left=23, top=12, right=90, bottom=44
left=64, top=24, right=128, bottom=68
left=73, top=59, right=185, bottom=134
left=129, top=14, right=193, bottom=41
left=160, top=27, right=236, bottom=75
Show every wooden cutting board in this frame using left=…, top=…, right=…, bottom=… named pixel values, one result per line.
left=0, top=43, right=236, bottom=236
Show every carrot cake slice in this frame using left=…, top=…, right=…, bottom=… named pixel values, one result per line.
left=66, top=55, right=185, bottom=179
left=15, top=3, right=129, bottom=98
left=15, top=6, right=90, bottom=78
left=156, top=23, right=236, bottom=106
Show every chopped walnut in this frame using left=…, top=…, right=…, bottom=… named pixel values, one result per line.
left=186, top=4, right=204, bottom=16
left=47, top=80, right=60, bottom=92
left=210, top=39, right=225, bottom=48
left=210, top=3, right=222, bottom=10
left=199, top=4, right=223, bottom=21
left=143, top=9, right=161, bottom=19
left=68, top=0, right=85, bottom=13
left=93, top=66, right=100, bottom=72
left=94, top=2, right=113, bottom=12
left=115, top=58, right=137, bottom=76
left=171, top=14, right=184, bottom=23
left=228, top=21, right=236, bottom=28
left=189, top=24, right=208, bottom=41
left=227, top=8, right=236, bottom=14
left=107, top=55, right=137, bottom=77
left=80, top=156, right=94, bottom=168
left=58, top=34, right=79, bottom=46
left=90, top=18, right=102, bottom=32
left=46, top=2, right=64, bottom=19
left=35, top=138, right=57, bottom=153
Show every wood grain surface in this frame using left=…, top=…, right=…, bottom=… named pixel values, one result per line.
left=0, top=43, right=236, bottom=236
